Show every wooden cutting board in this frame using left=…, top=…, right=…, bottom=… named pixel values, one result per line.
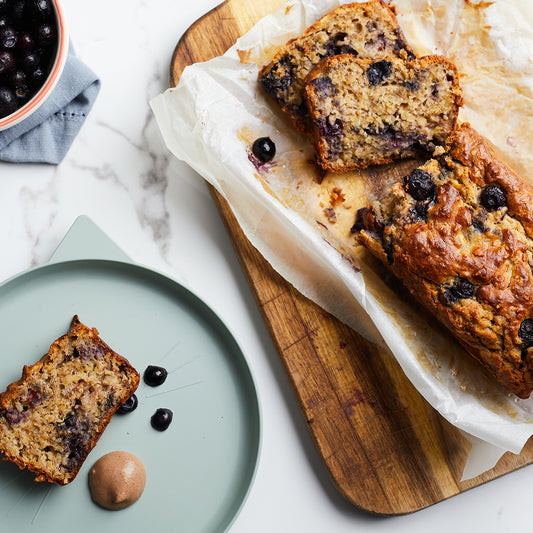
left=169, top=0, right=533, bottom=515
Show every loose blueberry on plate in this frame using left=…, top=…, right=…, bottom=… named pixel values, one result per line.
left=117, top=393, right=138, bottom=414
left=252, top=136, right=276, bottom=163
left=151, top=408, right=173, bottom=431
left=144, top=365, right=168, bottom=386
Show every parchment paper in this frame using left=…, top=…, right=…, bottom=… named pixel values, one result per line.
left=151, top=0, right=533, bottom=478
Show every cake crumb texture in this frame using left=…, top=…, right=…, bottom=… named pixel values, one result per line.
left=0, top=316, right=140, bottom=485
left=305, top=55, right=463, bottom=172
left=259, top=0, right=414, bottom=133
left=353, top=124, right=533, bottom=398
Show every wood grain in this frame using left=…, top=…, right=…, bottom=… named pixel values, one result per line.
left=169, top=0, right=533, bottom=514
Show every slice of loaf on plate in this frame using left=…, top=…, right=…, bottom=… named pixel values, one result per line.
left=0, top=316, right=140, bottom=485
left=259, top=0, right=415, bottom=134
left=305, top=54, right=463, bottom=171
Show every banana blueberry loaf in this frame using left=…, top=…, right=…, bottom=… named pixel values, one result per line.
left=352, top=124, right=533, bottom=398
left=305, top=55, right=463, bottom=172
left=259, top=0, right=414, bottom=134
left=0, top=316, right=140, bottom=485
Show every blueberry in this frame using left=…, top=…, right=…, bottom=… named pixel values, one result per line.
left=472, top=217, right=487, bottom=232
left=11, top=68, right=26, bottom=87
left=350, top=207, right=368, bottom=233
left=309, top=76, right=337, bottom=97
left=0, top=27, right=18, bottom=48
left=21, top=51, right=40, bottom=73
left=367, top=60, right=392, bottom=86
left=28, top=65, right=45, bottom=87
left=412, top=201, right=429, bottom=222
left=260, top=57, right=292, bottom=98
left=404, top=169, right=435, bottom=201
left=480, top=184, right=506, bottom=211
left=316, top=117, right=343, bottom=141
left=0, top=50, right=14, bottom=73
left=252, top=137, right=276, bottom=163
left=439, top=277, right=476, bottom=306
left=0, top=86, right=17, bottom=117
left=404, top=79, right=419, bottom=91
left=323, top=32, right=358, bottom=57
left=28, top=0, right=52, bottom=21
left=18, top=31, right=34, bottom=51
left=117, top=394, right=138, bottom=414
left=15, top=84, right=29, bottom=101
left=450, top=278, right=476, bottom=299
left=11, top=0, right=25, bottom=23
left=144, top=365, right=168, bottom=386
left=151, top=408, right=173, bottom=431
left=63, top=414, right=77, bottom=427
left=36, top=23, right=55, bottom=46
left=519, top=319, right=533, bottom=346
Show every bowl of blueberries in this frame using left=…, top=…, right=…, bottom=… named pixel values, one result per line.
left=0, top=0, right=68, bottom=130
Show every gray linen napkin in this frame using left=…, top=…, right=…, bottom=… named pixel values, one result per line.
left=0, top=44, right=100, bottom=164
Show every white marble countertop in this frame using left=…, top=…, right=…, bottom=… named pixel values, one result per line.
left=0, top=0, right=531, bottom=531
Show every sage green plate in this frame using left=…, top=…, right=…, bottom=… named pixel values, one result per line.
left=0, top=216, right=261, bottom=533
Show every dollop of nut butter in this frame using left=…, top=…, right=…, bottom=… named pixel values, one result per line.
left=88, top=451, right=146, bottom=510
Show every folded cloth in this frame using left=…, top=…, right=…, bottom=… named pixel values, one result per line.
left=0, top=43, right=100, bottom=164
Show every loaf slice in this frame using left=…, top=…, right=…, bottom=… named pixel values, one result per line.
left=352, top=124, right=533, bottom=398
left=259, top=0, right=414, bottom=134
left=305, top=54, right=463, bottom=172
left=0, top=316, right=140, bottom=485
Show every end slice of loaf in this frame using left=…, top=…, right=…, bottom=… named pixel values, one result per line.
left=305, top=55, right=463, bottom=172
left=352, top=124, right=533, bottom=398
left=0, top=316, right=140, bottom=485
left=258, top=0, right=415, bottom=134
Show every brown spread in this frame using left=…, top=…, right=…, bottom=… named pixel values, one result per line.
left=88, top=451, right=146, bottom=510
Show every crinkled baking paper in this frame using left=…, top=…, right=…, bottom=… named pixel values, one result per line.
left=151, top=0, right=533, bottom=479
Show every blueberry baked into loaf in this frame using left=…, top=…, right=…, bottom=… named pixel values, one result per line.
left=352, top=124, right=533, bottom=398
left=259, top=0, right=414, bottom=134
left=0, top=316, right=140, bottom=485
left=305, top=55, right=463, bottom=172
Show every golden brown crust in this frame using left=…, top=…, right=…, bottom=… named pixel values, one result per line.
left=354, top=124, right=533, bottom=398
left=305, top=55, right=463, bottom=172
left=0, top=316, right=140, bottom=485
left=258, top=0, right=415, bottom=134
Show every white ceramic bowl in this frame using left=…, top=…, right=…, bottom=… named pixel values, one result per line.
left=0, top=0, right=69, bottom=131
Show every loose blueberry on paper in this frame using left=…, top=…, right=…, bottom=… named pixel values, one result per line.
left=252, top=137, right=276, bottom=163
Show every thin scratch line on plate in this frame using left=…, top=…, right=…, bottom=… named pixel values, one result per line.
left=0, top=472, right=23, bottom=492
left=168, top=357, right=201, bottom=374
left=145, top=380, right=204, bottom=398
left=31, top=485, right=52, bottom=524
left=158, top=339, right=182, bottom=363
left=7, top=482, right=35, bottom=515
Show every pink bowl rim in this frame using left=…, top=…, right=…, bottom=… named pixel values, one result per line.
left=0, top=0, right=69, bottom=131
